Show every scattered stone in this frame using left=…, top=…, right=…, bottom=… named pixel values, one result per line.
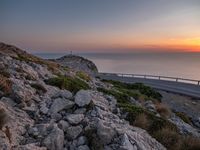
left=75, top=90, right=92, bottom=107
left=169, top=114, right=200, bottom=138
left=66, top=126, right=83, bottom=140
left=120, top=134, right=136, bottom=150
left=52, top=90, right=73, bottom=99
left=43, top=125, right=64, bottom=150
left=77, top=136, right=87, bottom=146
left=66, top=114, right=84, bottom=125
left=77, top=145, right=90, bottom=150
left=74, top=108, right=87, bottom=114
left=144, top=101, right=156, bottom=113
left=97, top=120, right=116, bottom=145
left=49, top=98, right=74, bottom=114
left=58, top=120, right=70, bottom=132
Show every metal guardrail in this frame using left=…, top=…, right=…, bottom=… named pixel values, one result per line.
left=98, top=72, right=200, bottom=85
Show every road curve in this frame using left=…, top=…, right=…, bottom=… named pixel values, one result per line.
left=98, top=73, right=200, bottom=99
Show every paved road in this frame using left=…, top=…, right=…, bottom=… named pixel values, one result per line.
left=98, top=73, right=200, bottom=98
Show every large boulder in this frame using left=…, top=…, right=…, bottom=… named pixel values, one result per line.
left=55, top=55, right=98, bottom=75
left=75, top=90, right=92, bottom=107
left=66, top=125, right=83, bottom=140
left=49, top=98, right=74, bottom=114
left=43, top=125, right=64, bottom=150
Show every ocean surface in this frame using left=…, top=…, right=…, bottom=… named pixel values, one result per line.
left=34, top=52, right=200, bottom=80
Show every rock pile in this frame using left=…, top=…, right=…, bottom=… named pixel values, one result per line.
left=0, top=42, right=166, bottom=149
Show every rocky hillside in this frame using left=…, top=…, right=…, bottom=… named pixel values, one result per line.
left=54, top=55, right=98, bottom=75
left=0, top=42, right=199, bottom=150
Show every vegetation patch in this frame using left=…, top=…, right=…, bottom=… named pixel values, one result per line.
left=155, top=103, right=171, bottom=118
left=76, top=71, right=91, bottom=82
left=97, top=87, right=130, bottom=104
left=0, top=75, right=12, bottom=95
left=101, top=79, right=162, bottom=101
left=45, top=75, right=90, bottom=93
left=175, top=112, right=192, bottom=125
left=15, top=54, right=61, bottom=74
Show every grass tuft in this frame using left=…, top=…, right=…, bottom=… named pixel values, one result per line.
left=0, top=75, right=12, bottom=94
left=175, top=112, right=192, bottom=125
left=45, top=75, right=90, bottom=93
left=76, top=71, right=91, bottom=82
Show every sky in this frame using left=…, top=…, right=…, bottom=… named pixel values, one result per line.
left=0, top=0, right=200, bottom=53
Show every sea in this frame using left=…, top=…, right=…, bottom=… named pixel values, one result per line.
left=34, top=52, right=200, bottom=80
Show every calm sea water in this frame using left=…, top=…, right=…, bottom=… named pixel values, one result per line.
left=35, top=52, right=200, bottom=80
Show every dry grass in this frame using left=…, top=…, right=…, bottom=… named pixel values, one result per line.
left=182, top=136, right=200, bottom=150
left=0, top=74, right=12, bottom=94
left=76, top=71, right=91, bottom=82
left=133, top=113, right=149, bottom=130
left=153, top=126, right=200, bottom=150
left=175, top=112, right=192, bottom=125
left=155, top=103, right=171, bottom=118
left=153, top=126, right=182, bottom=150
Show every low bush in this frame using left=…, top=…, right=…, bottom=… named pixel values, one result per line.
left=102, top=79, right=162, bottom=101
left=76, top=71, right=91, bottom=82
left=134, top=113, right=149, bottom=129
left=182, top=136, right=200, bottom=150
left=153, top=126, right=181, bottom=150
left=0, top=75, right=12, bottom=94
left=97, top=87, right=129, bottom=104
left=45, top=75, right=90, bottom=93
left=175, top=112, right=192, bottom=125
left=155, top=103, right=171, bottom=118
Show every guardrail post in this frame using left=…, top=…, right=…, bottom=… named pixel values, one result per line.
left=144, top=75, right=146, bottom=79
left=198, top=81, right=200, bottom=85
left=176, top=78, right=178, bottom=82
left=158, top=76, right=161, bottom=80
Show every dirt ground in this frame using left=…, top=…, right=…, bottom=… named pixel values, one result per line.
left=158, top=90, right=200, bottom=119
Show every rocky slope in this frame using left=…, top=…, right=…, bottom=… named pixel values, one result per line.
left=54, top=55, right=98, bottom=75
left=0, top=42, right=199, bottom=150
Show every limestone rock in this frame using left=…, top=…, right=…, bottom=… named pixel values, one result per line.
left=75, top=90, right=92, bottom=107
left=43, top=125, right=64, bottom=150
left=66, top=126, right=83, bottom=140
left=49, top=98, right=74, bottom=114
left=66, top=114, right=84, bottom=125
left=97, top=120, right=116, bottom=145
left=77, top=145, right=90, bottom=150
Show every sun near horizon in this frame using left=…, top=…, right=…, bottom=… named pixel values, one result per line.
left=0, top=0, right=200, bottom=53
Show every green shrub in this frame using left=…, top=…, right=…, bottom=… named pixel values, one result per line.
left=175, top=112, right=192, bottom=125
left=97, top=87, right=129, bottom=104
left=45, top=75, right=90, bottom=93
left=102, top=80, right=162, bottom=101
left=76, top=71, right=91, bottom=82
